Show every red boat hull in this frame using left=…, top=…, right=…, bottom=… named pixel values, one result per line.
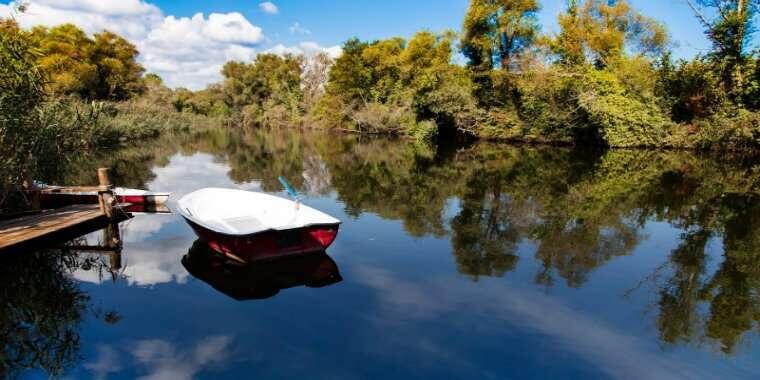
left=184, top=218, right=339, bottom=263
left=182, top=240, right=342, bottom=300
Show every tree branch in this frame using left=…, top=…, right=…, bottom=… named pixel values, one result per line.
left=684, top=0, right=712, bottom=29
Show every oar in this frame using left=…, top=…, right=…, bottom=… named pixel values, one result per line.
left=278, top=176, right=299, bottom=200
left=278, top=176, right=301, bottom=216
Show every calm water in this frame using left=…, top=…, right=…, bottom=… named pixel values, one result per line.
left=4, top=128, right=760, bottom=379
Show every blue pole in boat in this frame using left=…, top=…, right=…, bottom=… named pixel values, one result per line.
left=278, top=176, right=299, bottom=200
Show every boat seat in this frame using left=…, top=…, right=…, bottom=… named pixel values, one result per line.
left=214, top=216, right=268, bottom=235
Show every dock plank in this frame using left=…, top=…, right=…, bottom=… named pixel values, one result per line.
left=0, top=204, right=132, bottom=251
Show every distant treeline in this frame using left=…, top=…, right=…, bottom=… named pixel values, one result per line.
left=171, top=0, right=760, bottom=149
left=1, top=0, right=760, bottom=193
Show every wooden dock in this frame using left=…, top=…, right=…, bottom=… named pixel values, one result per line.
left=0, top=168, right=132, bottom=253
left=0, top=204, right=131, bottom=252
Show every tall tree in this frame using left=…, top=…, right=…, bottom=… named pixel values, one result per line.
left=685, top=0, right=759, bottom=95
left=551, top=0, right=668, bottom=67
left=90, top=31, right=145, bottom=100
left=28, top=24, right=98, bottom=97
left=462, top=0, right=541, bottom=72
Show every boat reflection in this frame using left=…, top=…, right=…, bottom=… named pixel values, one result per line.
left=181, top=240, right=342, bottom=300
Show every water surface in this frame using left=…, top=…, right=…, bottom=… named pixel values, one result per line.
left=4, top=128, right=760, bottom=379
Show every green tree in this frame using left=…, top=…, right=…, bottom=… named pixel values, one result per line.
left=551, top=0, right=668, bottom=67
left=28, top=24, right=98, bottom=97
left=26, top=24, right=144, bottom=100
left=686, top=0, right=759, bottom=96
left=461, top=0, right=541, bottom=72
left=221, top=53, right=303, bottom=127
left=318, top=32, right=477, bottom=138
left=90, top=31, right=145, bottom=100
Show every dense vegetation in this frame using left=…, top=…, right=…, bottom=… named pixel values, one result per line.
left=170, top=0, right=759, bottom=149
left=1, top=0, right=759, bottom=207
left=0, top=18, right=218, bottom=208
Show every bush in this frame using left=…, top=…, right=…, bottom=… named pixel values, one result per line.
left=580, top=91, right=672, bottom=147
left=260, top=102, right=298, bottom=128
left=681, top=109, right=760, bottom=150
left=350, top=101, right=416, bottom=134
left=656, top=57, right=728, bottom=122
left=1, top=19, right=52, bottom=186
left=515, top=66, right=585, bottom=142
left=407, top=119, right=438, bottom=144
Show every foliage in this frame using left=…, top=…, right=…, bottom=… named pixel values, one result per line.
left=461, top=0, right=541, bottom=72
left=28, top=24, right=144, bottom=100
left=0, top=18, right=46, bottom=187
left=686, top=0, right=758, bottom=96
left=220, top=53, right=303, bottom=127
left=317, top=31, right=480, bottom=140
left=656, top=55, right=729, bottom=122
left=549, top=0, right=668, bottom=67
left=577, top=68, right=672, bottom=147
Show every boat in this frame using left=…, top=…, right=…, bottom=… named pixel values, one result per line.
left=182, top=240, right=342, bottom=300
left=177, top=188, right=340, bottom=262
left=37, top=186, right=170, bottom=207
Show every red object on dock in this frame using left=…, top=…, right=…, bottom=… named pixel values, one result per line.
left=37, top=187, right=169, bottom=207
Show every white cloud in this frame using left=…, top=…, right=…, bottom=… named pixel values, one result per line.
left=139, top=12, right=261, bottom=88
left=0, top=0, right=162, bottom=41
left=288, top=21, right=310, bottom=35
left=0, top=1, right=264, bottom=90
left=85, top=345, right=123, bottom=380
left=267, top=41, right=342, bottom=59
left=258, top=1, right=278, bottom=15
left=131, top=336, right=231, bottom=380
left=0, top=1, right=341, bottom=91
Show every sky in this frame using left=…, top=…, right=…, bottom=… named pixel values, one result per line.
left=0, top=0, right=744, bottom=90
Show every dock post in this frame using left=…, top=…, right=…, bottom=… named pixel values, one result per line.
left=21, top=170, right=40, bottom=210
left=97, top=168, right=115, bottom=219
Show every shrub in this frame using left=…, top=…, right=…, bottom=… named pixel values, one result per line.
left=350, top=101, right=416, bottom=134
left=580, top=91, right=672, bottom=147
left=656, top=57, right=728, bottom=122
left=407, top=119, right=438, bottom=144
left=1, top=19, right=50, bottom=186
left=516, top=66, right=585, bottom=141
left=687, top=109, right=760, bottom=150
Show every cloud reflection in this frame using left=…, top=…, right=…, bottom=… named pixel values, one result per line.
left=354, top=266, right=719, bottom=380
left=85, top=336, right=231, bottom=380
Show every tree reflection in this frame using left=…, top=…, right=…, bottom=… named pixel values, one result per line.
left=450, top=168, right=520, bottom=279
left=44, top=127, right=760, bottom=354
left=0, top=250, right=87, bottom=378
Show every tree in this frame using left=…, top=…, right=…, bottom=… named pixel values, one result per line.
left=28, top=24, right=98, bottom=97
left=551, top=0, right=668, bottom=67
left=90, top=31, right=145, bottom=100
left=221, top=53, right=303, bottom=126
left=685, top=0, right=759, bottom=95
left=0, top=19, right=46, bottom=188
left=26, top=24, right=145, bottom=100
left=301, top=52, right=334, bottom=112
left=461, top=0, right=541, bottom=72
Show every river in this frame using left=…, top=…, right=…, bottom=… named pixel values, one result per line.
left=3, top=127, right=760, bottom=379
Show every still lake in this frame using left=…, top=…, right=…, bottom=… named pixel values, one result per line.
left=5, top=127, right=760, bottom=379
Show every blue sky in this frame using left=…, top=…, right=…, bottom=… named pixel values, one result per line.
left=150, top=0, right=717, bottom=58
left=2, top=0, right=755, bottom=88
